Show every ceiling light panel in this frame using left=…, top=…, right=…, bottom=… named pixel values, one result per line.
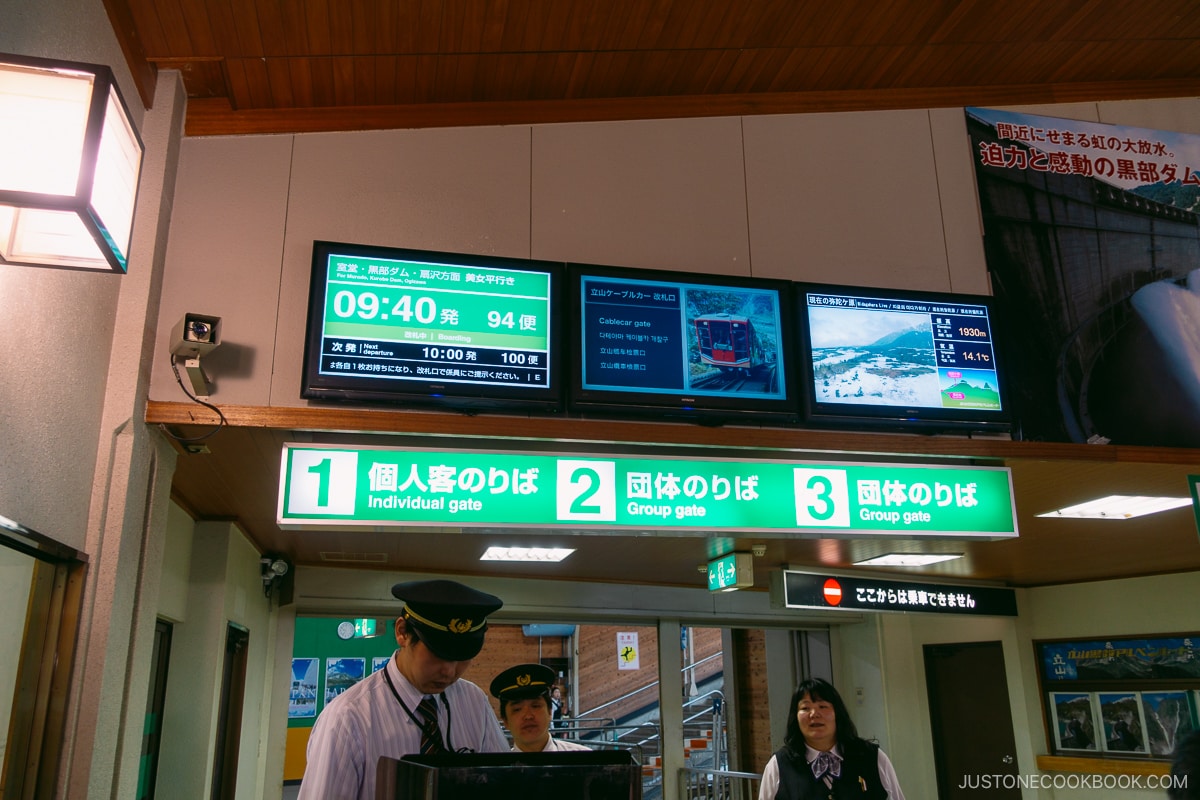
left=855, top=553, right=963, bottom=567
left=480, top=546, right=574, bottom=562
left=1037, top=495, right=1191, bottom=520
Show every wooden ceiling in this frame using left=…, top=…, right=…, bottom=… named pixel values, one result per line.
left=105, top=0, right=1200, bottom=136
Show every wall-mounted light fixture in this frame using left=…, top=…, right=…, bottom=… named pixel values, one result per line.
left=0, top=53, right=144, bottom=273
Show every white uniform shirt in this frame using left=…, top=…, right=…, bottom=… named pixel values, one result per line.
left=757, top=743, right=905, bottom=800
left=299, top=652, right=508, bottom=800
left=514, top=736, right=593, bottom=752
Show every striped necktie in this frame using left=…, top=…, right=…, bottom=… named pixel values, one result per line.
left=417, top=695, right=447, bottom=755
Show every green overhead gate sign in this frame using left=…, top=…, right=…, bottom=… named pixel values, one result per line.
left=279, top=444, right=1017, bottom=539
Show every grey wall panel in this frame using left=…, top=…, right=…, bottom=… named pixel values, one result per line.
left=531, top=117, right=752, bottom=274
left=743, top=110, right=952, bottom=289
left=153, top=135, right=294, bottom=406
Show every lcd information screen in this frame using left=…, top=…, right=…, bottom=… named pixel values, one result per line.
left=303, top=242, right=562, bottom=411
left=572, top=266, right=796, bottom=421
left=797, top=284, right=1010, bottom=432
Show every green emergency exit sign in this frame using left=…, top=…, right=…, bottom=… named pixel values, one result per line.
left=708, top=552, right=753, bottom=591
left=278, top=444, right=1018, bottom=539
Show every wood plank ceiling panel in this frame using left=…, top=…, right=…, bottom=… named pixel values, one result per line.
left=303, top=0, right=332, bottom=56
left=104, top=2, right=1200, bottom=159
left=350, top=0, right=376, bottom=55
left=127, top=0, right=171, bottom=55
left=177, top=0, right=218, bottom=54
left=229, top=0, right=264, bottom=56
left=254, top=0, right=290, bottom=57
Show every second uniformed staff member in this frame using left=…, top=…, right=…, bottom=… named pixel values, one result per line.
left=490, top=663, right=592, bottom=753
left=298, top=579, right=509, bottom=800
left=758, top=677, right=905, bottom=800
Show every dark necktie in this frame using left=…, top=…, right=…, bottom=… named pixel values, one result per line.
left=812, top=750, right=841, bottom=781
left=417, top=695, right=447, bottom=755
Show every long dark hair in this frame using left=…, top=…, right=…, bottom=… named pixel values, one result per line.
left=782, top=678, right=861, bottom=755
left=1169, top=729, right=1200, bottom=799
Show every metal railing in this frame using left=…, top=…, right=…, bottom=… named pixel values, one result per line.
left=568, top=654, right=730, bottom=798
left=678, top=767, right=760, bottom=800
left=576, top=651, right=724, bottom=723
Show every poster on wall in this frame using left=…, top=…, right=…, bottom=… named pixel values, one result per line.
left=966, top=107, right=1200, bottom=447
left=1050, top=692, right=1099, bottom=751
left=289, top=658, right=320, bottom=719
left=1098, top=692, right=1149, bottom=753
left=372, top=656, right=390, bottom=674
left=325, top=657, right=366, bottom=704
left=1141, top=691, right=1196, bottom=756
left=617, top=632, right=640, bottom=671
left=1039, top=636, right=1200, bottom=682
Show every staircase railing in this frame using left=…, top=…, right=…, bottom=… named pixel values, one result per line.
left=677, top=766, right=760, bottom=800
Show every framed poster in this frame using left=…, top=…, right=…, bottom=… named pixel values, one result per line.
left=1099, top=692, right=1148, bottom=753
left=325, top=657, right=366, bottom=704
left=1037, top=634, right=1200, bottom=760
left=289, top=657, right=319, bottom=719
left=372, top=656, right=391, bottom=674
left=1050, top=692, right=1099, bottom=751
left=1141, top=691, right=1196, bottom=756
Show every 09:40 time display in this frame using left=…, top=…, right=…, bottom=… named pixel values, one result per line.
left=331, top=289, right=527, bottom=331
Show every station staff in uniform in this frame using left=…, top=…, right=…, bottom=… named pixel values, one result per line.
left=490, top=663, right=592, bottom=753
left=758, top=678, right=904, bottom=800
left=298, top=579, right=509, bottom=800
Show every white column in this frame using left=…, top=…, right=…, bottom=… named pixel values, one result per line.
left=658, top=619, right=684, bottom=800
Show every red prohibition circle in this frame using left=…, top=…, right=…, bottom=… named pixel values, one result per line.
left=822, top=578, right=843, bottom=606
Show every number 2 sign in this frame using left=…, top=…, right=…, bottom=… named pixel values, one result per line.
left=556, top=460, right=617, bottom=521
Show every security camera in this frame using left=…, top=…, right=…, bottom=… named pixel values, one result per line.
left=170, top=313, right=222, bottom=358
left=169, top=313, right=222, bottom=397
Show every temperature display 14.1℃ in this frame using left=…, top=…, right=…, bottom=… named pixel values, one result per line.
left=805, top=292, right=1002, bottom=411
left=318, top=252, right=553, bottom=388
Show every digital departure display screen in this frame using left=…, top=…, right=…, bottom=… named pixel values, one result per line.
left=569, top=264, right=798, bottom=422
left=302, top=241, right=563, bottom=412
left=796, top=283, right=1011, bottom=433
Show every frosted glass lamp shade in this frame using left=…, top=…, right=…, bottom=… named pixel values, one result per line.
left=0, top=53, right=144, bottom=273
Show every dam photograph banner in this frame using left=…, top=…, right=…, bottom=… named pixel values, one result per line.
left=967, top=107, right=1200, bottom=447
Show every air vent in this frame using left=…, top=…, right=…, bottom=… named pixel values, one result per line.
left=319, top=552, right=388, bottom=563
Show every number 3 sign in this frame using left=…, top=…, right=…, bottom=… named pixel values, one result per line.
left=793, top=468, right=850, bottom=527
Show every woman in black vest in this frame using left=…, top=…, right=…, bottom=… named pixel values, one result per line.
left=758, top=678, right=905, bottom=799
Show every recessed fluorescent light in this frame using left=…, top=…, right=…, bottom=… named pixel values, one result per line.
left=855, top=553, right=963, bottom=567
left=480, top=546, right=574, bottom=562
left=1037, top=495, right=1192, bottom=520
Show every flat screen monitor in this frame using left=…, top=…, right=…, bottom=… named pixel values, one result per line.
left=795, top=282, right=1012, bottom=434
left=569, top=263, right=799, bottom=424
left=379, top=750, right=641, bottom=799
left=302, top=241, right=564, bottom=412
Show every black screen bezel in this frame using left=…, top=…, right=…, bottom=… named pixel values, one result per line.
left=567, top=262, right=800, bottom=424
left=301, top=240, right=564, bottom=413
left=794, top=281, right=1013, bottom=434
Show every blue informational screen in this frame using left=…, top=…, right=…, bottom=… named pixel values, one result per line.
left=796, top=282, right=1012, bottom=434
left=570, top=264, right=799, bottom=423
